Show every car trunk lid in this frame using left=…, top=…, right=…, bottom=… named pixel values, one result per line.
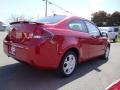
left=8, top=21, right=45, bottom=43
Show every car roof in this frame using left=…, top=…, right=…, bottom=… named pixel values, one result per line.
left=37, top=15, right=89, bottom=23
left=65, top=15, right=89, bottom=21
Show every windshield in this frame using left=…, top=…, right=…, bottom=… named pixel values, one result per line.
left=32, top=15, right=67, bottom=24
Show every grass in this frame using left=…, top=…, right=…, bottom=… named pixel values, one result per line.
left=116, top=36, right=120, bottom=42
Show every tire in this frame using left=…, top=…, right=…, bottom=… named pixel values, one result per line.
left=102, top=46, right=110, bottom=60
left=113, top=39, right=116, bottom=43
left=58, top=51, right=77, bottom=77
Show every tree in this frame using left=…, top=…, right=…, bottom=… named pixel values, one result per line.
left=91, top=11, right=120, bottom=26
left=107, top=14, right=113, bottom=26
left=91, top=11, right=108, bottom=26
left=111, top=11, right=120, bottom=26
left=7, top=15, right=32, bottom=23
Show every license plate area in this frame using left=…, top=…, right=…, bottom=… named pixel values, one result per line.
left=9, top=45, right=16, bottom=55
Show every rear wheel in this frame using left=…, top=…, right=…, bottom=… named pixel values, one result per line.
left=58, top=51, right=77, bottom=77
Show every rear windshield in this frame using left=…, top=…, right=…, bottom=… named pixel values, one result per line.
left=32, top=15, right=67, bottom=24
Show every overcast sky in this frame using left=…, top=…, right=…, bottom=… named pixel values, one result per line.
left=0, top=0, right=120, bottom=23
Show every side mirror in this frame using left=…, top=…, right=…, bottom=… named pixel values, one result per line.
left=101, top=32, right=108, bottom=37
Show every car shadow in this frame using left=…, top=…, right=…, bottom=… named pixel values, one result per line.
left=0, top=58, right=108, bottom=90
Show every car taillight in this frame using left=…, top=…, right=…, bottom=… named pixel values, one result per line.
left=33, top=28, right=43, bottom=38
left=33, top=28, right=54, bottom=39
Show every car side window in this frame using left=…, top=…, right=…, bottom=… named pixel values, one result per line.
left=68, top=19, right=88, bottom=33
left=114, top=28, right=119, bottom=32
left=84, top=21, right=100, bottom=36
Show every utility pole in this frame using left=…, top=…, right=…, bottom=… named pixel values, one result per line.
left=42, top=0, right=48, bottom=16
left=43, top=0, right=74, bottom=16
left=45, top=0, right=47, bottom=16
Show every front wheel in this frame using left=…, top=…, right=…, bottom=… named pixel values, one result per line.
left=102, top=46, right=110, bottom=60
left=113, top=39, right=116, bottom=43
left=58, top=51, right=77, bottom=77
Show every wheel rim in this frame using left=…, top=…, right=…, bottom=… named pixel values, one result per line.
left=63, top=54, right=76, bottom=75
left=105, top=47, right=109, bottom=59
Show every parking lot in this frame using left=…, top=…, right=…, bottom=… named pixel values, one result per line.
left=0, top=32, right=120, bottom=90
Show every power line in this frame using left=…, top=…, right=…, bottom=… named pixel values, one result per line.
left=48, top=1, right=74, bottom=15
left=42, top=0, right=74, bottom=16
left=48, top=4, right=56, bottom=16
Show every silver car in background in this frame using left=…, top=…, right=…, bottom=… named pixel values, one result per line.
left=0, top=25, right=7, bottom=31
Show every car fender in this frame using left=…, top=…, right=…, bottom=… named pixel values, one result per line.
left=56, top=36, right=80, bottom=66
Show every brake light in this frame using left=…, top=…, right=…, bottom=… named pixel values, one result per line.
left=34, top=29, right=43, bottom=35
left=33, top=28, right=54, bottom=39
left=33, top=28, right=43, bottom=38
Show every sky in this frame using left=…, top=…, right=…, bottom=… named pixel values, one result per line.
left=0, top=0, right=120, bottom=23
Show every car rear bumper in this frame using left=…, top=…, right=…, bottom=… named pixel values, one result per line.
left=3, top=40, right=60, bottom=69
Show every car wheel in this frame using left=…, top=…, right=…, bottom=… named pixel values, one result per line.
left=58, top=51, right=77, bottom=77
left=113, top=39, right=116, bottom=43
left=102, top=46, right=110, bottom=60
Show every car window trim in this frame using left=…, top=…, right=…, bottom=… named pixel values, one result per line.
left=84, top=20, right=102, bottom=36
left=67, top=18, right=89, bottom=33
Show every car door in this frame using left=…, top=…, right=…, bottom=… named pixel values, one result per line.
left=84, top=20, right=105, bottom=58
left=68, top=19, right=91, bottom=61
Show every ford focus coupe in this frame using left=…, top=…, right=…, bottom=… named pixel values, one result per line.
left=3, top=15, right=110, bottom=76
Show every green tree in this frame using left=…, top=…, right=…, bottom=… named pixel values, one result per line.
left=91, top=11, right=120, bottom=26
left=91, top=11, right=108, bottom=26
left=111, top=11, right=120, bottom=26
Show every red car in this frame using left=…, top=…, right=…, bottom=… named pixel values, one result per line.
left=3, top=15, right=110, bottom=76
left=106, top=79, right=120, bottom=90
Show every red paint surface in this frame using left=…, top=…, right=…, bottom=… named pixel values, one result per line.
left=106, top=80, right=120, bottom=90
left=3, top=16, right=109, bottom=69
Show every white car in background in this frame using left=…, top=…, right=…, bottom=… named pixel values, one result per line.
left=0, top=25, right=7, bottom=31
left=99, top=27, right=119, bottom=42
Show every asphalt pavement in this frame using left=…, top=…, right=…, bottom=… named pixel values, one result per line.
left=0, top=32, right=120, bottom=90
